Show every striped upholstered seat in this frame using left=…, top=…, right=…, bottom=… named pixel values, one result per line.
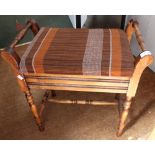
left=1, top=19, right=152, bottom=136
left=20, top=28, right=134, bottom=77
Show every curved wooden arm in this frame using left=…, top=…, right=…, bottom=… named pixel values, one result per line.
left=127, top=55, right=153, bottom=97
left=1, top=51, right=19, bottom=74
left=1, top=19, right=40, bottom=92
left=1, top=51, right=29, bottom=92
left=125, top=19, right=154, bottom=97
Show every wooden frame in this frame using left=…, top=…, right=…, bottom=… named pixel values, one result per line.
left=1, top=19, right=153, bottom=136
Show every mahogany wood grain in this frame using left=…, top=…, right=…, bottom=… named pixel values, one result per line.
left=48, top=98, right=117, bottom=105
left=29, top=85, right=128, bottom=93
left=133, top=21, right=146, bottom=51
left=1, top=19, right=153, bottom=136
left=117, top=96, right=132, bottom=136
left=39, top=90, right=50, bottom=117
left=25, top=89, right=44, bottom=131
left=125, top=19, right=135, bottom=42
left=1, top=19, right=43, bottom=131
left=117, top=19, right=154, bottom=136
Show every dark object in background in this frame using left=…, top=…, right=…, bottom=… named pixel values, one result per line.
left=84, top=15, right=124, bottom=29
left=121, top=15, right=126, bottom=29
left=76, top=15, right=81, bottom=28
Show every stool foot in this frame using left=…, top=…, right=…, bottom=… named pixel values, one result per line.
left=25, top=89, right=43, bottom=131
left=117, top=96, right=132, bottom=136
left=38, top=123, right=45, bottom=132
left=40, top=90, right=50, bottom=117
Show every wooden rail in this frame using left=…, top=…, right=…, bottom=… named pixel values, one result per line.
left=133, top=21, right=146, bottom=51
left=10, top=22, right=31, bottom=49
left=10, top=19, right=40, bottom=49
left=1, top=19, right=40, bottom=69
left=48, top=98, right=117, bottom=105
left=125, top=19, right=146, bottom=51
left=117, top=19, right=154, bottom=136
left=0, top=18, right=154, bottom=136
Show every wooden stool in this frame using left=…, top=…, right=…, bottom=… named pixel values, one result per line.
left=1, top=19, right=153, bottom=136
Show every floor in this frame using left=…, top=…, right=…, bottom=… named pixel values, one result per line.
left=1, top=45, right=155, bottom=140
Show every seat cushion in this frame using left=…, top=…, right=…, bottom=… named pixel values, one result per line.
left=20, top=28, right=134, bottom=77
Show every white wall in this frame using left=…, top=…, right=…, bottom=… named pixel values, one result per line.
left=68, top=15, right=76, bottom=28
left=69, top=15, right=87, bottom=28
left=126, top=15, right=155, bottom=72
left=81, top=15, right=87, bottom=27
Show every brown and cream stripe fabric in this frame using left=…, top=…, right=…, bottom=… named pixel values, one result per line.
left=20, top=28, right=134, bottom=77
left=82, top=29, right=103, bottom=75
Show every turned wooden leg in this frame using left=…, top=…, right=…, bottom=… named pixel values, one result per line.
left=39, top=90, right=50, bottom=117
left=51, top=90, right=56, bottom=97
left=115, top=94, right=125, bottom=117
left=117, top=96, right=132, bottom=136
left=25, top=90, right=44, bottom=131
